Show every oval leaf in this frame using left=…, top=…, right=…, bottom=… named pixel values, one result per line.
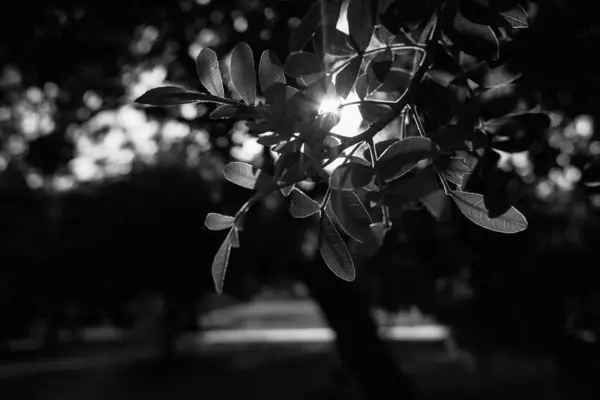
left=359, top=102, right=395, bottom=124
left=289, top=188, right=321, bottom=218
left=135, top=86, right=224, bottom=106
left=259, top=50, right=286, bottom=93
left=223, top=162, right=274, bottom=191
left=451, top=190, right=528, bottom=233
left=378, top=137, right=434, bottom=182
left=385, top=166, right=439, bottom=200
left=355, top=74, right=369, bottom=100
left=467, top=63, right=522, bottom=89
left=347, top=0, right=375, bottom=51
left=367, top=49, right=393, bottom=92
left=330, top=163, right=375, bottom=190
left=446, top=10, right=499, bottom=61
left=501, top=5, right=528, bottom=28
left=320, top=213, right=356, bottom=282
left=230, top=42, right=256, bottom=105
left=289, top=1, right=321, bottom=52
left=284, top=51, right=324, bottom=86
left=212, top=232, right=233, bottom=294
left=335, top=56, right=361, bottom=99
left=196, top=48, right=225, bottom=98
left=330, top=189, right=373, bottom=243
left=205, top=213, right=235, bottom=231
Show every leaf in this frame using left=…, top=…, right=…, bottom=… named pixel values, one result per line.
left=289, top=1, right=321, bottom=52
left=467, top=63, right=522, bottom=89
left=367, top=49, right=393, bottom=92
left=230, top=42, right=256, bottom=105
left=501, top=5, right=528, bottom=28
left=446, top=9, right=499, bottom=61
left=284, top=51, right=324, bottom=86
left=264, top=83, right=300, bottom=115
left=223, top=162, right=275, bottom=191
left=289, top=188, right=321, bottom=218
left=259, top=50, right=286, bottom=93
left=421, top=189, right=452, bottom=221
left=355, top=74, right=369, bottom=100
left=330, top=162, right=375, bottom=190
left=313, top=25, right=356, bottom=59
left=359, top=102, right=395, bottom=124
left=347, top=0, right=375, bottom=51
left=485, top=112, right=550, bottom=153
left=335, top=56, right=361, bottom=99
left=451, top=190, right=528, bottom=233
left=212, top=231, right=233, bottom=294
left=363, top=139, right=397, bottom=164
left=330, top=189, right=373, bottom=243
left=385, top=166, right=439, bottom=199
left=349, top=222, right=388, bottom=259
left=378, top=137, right=434, bottom=182
left=205, top=213, right=235, bottom=231
left=135, top=86, right=225, bottom=106
left=428, top=125, right=488, bottom=153
left=375, top=67, right=412, bottom=99
left=320, top=213, right=356, bottom=282
left=196, top=48, right=225, bottom=98
left=438, top=152, right=478, bottom=189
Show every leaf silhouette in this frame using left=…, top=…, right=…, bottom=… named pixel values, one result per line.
left=378, top=137, right=434, bottom=182
left=289, top=188, right=321, bottom=218
left=284, top=51, right=324, bottom=86
left=205, top=213, right=235, bottom=231
left=320, top=213, right=356, bottom=282
left=135, top=86, right=226, bottom=106
left=446, top=10, right=499, bottom=61
left=209, top=105, right=257, bottom=120
left=259, top=50, right=286, bottom=93
left=289, top=1, right=321, bottom=52
left=386, top=166, right=439, bottom=200
left=347, top=0, right=375, bottom=51
left=335, top=56, right=361, bottom=99
left=212, top=231, right=233, bottom=294
left=467, top=63, right=522, bottom=89
left=359, top=102, right=394, bottom=124
left=330, top=189, right=373, bottom=243
left=367, top=49, right=393, bottom=92
left=196, top=48, right=225, bottom=98
left=223, top=162, right=274, bottom=191
left=451, top=191, right=528, bottom=233
left=355, top=74, right=369, bottom=100
left=230, top=42, right=256, bottom=105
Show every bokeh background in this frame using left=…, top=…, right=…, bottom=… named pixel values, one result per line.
left=1, top=0, right=600, bottom=399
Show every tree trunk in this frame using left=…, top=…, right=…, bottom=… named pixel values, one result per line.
left=301, top=259, right=417, bottom=400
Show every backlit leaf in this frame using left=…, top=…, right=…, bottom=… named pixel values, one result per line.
left=501, top=5, right=528, bottom=28
left=205, top=213, right=235, bottom=231
left=467, top=63, right=522, bottom=89
left=289, top=188, right=321, bottom=218
left=196, top=48, right=225, bottom=98
left=320, top=213, right=356, bottom=281
left=284, top=51, right=324, bottom=86
left=223, top=162, right=275, bottom=191
left=212, top=231, right=233, bottom=294
left=259, top=50, right=286, bottom=93
left=359, top=102, right=395, bottom=124
left=378, top=137, right=434, bottom=182
left=230, top=42, right=257, bottom=105
left=330, top=162, right=375, bottom=190
left=330, top=189, right=373, bottom=243
left=355, top=74, right=369, bottom=100
left=451, top=190, right=528, bottom=233
left=135, top=86, right=226, bottom=106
